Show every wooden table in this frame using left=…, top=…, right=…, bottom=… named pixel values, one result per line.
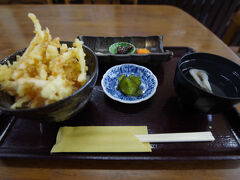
left=0, top=4, right=240, bottom=180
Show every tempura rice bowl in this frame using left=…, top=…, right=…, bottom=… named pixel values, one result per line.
left=0, top=43, right=98, bottom=122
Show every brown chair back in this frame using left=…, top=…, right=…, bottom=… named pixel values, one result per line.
left=64, top=0, right=120, bottom=3
left=224, top=9, right=240, bottom=45
left=0, top=0, right=52, bottom=3
left=138, top=0, right=240, bottom=45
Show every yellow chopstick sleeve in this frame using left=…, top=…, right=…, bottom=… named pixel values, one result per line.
left=51, top=126, right=151, bottom=153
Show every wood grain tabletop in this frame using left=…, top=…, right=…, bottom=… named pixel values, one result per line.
left=0, top=4, right=240, bottom=180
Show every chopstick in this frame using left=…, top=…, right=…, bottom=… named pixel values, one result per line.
left=136, top=131, right=215, bottom=143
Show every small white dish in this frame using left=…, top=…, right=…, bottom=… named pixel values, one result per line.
left=101, top=63, right=158, bottom=104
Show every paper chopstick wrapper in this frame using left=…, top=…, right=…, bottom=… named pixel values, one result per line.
left=51, top=126, right=151, bottom=153
left=136, top=131, right=215, bottom=143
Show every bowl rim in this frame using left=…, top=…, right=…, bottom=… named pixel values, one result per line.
left=177, top=52, right=240, bottom=100
left=0, top=44, right=99, bottom=112
left=101, top=63, right=158, bottom=104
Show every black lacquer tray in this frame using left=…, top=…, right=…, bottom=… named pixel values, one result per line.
left=1, top=47, right=240, bottom=161
left=78, top=35, right=173, bottom=64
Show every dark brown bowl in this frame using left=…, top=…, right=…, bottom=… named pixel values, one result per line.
left=0, top=42, right=98, bottom=122
left=174, top=53, right=240, bottom=113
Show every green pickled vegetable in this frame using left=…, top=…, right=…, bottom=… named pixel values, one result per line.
left=117, top=74, right=142, bottom=97
left=129, top=75, right=141, bottom=87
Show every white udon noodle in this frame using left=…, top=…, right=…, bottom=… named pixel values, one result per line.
left=189, top=69, right=212, bottom=93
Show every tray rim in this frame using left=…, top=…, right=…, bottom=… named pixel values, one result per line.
left=1, top=46, right=240, bottom=161
left=1, top=152, right=240, bottom=161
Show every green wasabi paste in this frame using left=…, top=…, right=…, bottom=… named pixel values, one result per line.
left=117, top=74, right=142, bottom=96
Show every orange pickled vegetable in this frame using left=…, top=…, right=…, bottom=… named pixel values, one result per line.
left=136, top=48, right=150, bottom=54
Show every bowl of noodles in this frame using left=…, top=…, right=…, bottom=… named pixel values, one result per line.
left=0, top=13, right=98, bottom=122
